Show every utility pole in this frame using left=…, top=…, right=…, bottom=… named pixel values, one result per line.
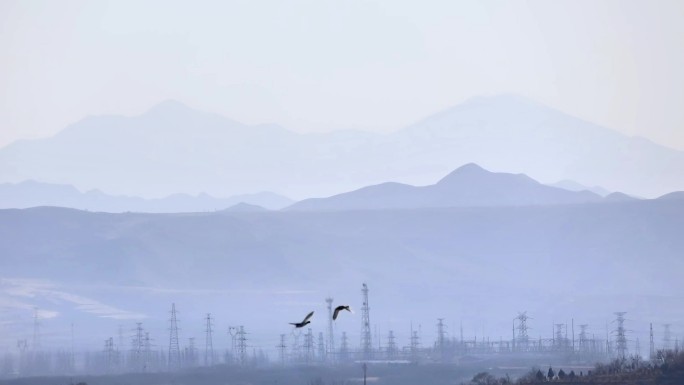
left=168, top=303, right=181, bottom=371
left=362, top=362, right=367, bottom=385
left=70, top=322, right=75, bottom=373
left=571, top=319, right=575, bottom=353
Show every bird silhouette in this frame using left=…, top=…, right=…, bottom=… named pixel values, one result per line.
left=333, top=305, right=352, bottom=320
left=290, top=311, right=314, bottom=328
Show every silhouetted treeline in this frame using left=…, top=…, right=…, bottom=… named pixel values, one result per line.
left=508, top=349, right=684, bottom=384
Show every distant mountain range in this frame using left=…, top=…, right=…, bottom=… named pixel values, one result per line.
left=548, top=180, right=611, bottom=197
left=288, top=163, right=609, bottom=211
left=1, top=198, right=683, bottom=348
left=0, top=163, right=645, bottom=212
left=1, top=95, right=683, bottom=198
left=3, top=163, right=673, bottom=212
left=0, top=180, right=292, bottom=212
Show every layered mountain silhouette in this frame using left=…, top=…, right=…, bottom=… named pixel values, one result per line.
left=287, top=163, right=606, bottom=210
left=1, top=95, right=683, bottom=198
left=548, top=180, right=611, bottom=197
left=0, top=180, right=292, bottom=212
left=2, top=198, right=683, bottom=345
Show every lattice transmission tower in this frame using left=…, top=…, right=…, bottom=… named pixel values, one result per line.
left=204, top=313, right=214, bottom=366
left=168, top=303, right=181, bottom=370
left=360, top=283, right=373, bottom=359
left=515, top=312, right=530, bottom=351
left=613, top=312, right=628, bottom=359
left=325, top=297, right=335, bottom=361
left=663, top=324, right=672, bottom=350
left=277, top=334, right=287, bottom=366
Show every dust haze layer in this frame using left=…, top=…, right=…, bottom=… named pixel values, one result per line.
left=1, top=95, right=683, bottom=199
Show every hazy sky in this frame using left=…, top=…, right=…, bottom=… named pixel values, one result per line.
left=1, top=0, right=683, bottom=149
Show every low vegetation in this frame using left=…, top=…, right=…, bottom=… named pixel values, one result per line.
left=465, top=350, right=684, bottom=385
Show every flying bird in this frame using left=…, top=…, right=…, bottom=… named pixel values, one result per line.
left=333, top=305, right=352, bottom=320
left=290, top=311, right=314, bottom=328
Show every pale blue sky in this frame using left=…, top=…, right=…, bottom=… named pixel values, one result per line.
left=1, top=0, right=683, bottom=149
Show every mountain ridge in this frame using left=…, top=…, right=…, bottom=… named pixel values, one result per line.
left=1, top=95, right=682, bottom=198
left=0, top=180, right=293, bottom=212
left=287, top=163, right=605, bottom=211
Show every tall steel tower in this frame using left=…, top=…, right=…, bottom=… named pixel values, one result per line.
left=187, top=337, right=197, bottom=367
left=104, top=337, right=115, bottom=372
left=143, top=331, right=152, bottom=371
left=32, top=308, right=41, bottom=351
left=304, top=328, right=314, bottom=363
left=386, top=330, right=397, bottom=360
left=613, top=312, right=627, bottom=359
left=132, top=322, right=145, bottom=371
left=277, top=334, right=287, bottom=366
left=578, top=324, right=589, bottom=354
left=555, top=324, right=566, bottom=350
left=325, top=297, right=335, bottom=360
left=340, top=331, right=349, bottom=362
left=663, top=324, right=672, bottom=351
left=360, top=283, right=372, bottom=359
left=650, top=323, right=655, bottom=359
left=436, top=319, right=446, bottom=360
left=317, top=332, right=325, bottom=362
left=237, top=326, right=247, bottom=366
left=410, top=324, right=421, bottom=362
left=168, top=303, right=181, bottom=370
left=204, top=313, right=214, bottom=366
left=515, top=312, right=530, bottom=351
